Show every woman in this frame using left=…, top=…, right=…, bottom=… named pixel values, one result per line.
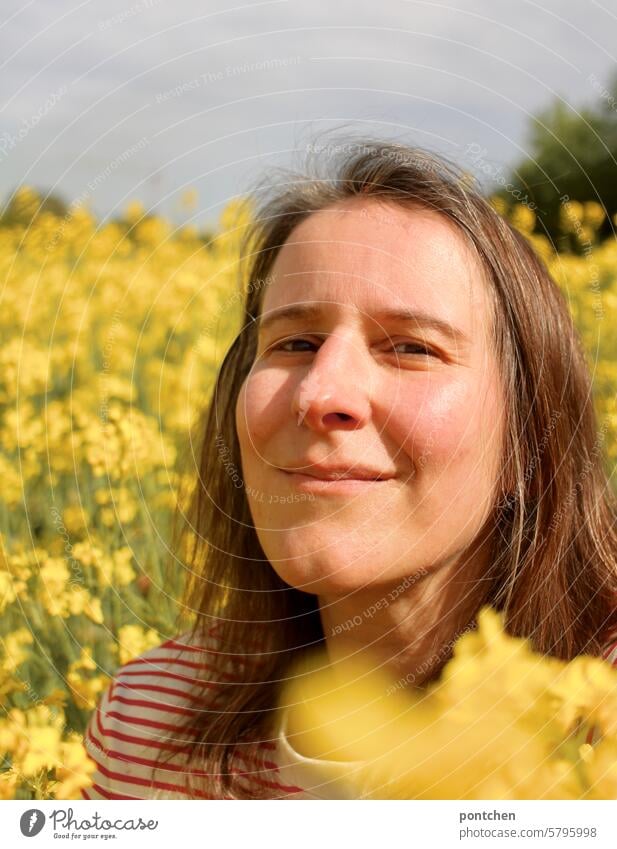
left=82, top=139, right=617, bottom=800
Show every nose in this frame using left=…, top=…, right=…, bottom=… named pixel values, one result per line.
left=291, top=334, right=372, bottom=432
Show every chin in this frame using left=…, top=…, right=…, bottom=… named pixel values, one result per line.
left=262, top=537, right=398, bottom=597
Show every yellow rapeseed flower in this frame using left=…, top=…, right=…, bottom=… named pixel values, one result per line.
left=117, top=625, right=161, bottom=665
left=51, top=734, right=97, bottom=799
left=510, top=204, right=536, bottom=234
left=1, top=629, right=34, bottom=674
left=1, top=191, right=616, bottom=799
left=281, top=606, right=617, bottom=799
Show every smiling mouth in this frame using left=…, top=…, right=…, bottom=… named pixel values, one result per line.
left=280, top=465, right=396, bottom=481
left=281, top=470, right=395, bottom=494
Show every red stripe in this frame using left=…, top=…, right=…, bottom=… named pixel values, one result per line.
left=229, top=767, right=305, bottom=794
left=161, top=638, right=244, bottom=656
left=95, top=708, right=279, bottom=772
left=88, top=757, right=215, bottom=798
left=112, top=684, right=226, bottom=711
left=96, top=702, right=280, bottom=769
left=83, top=627, right=310, bottom=799
left=601, top=639, right=617, bottom=660
left=98, top=694, right=214, bottom=736
left=104, top=708, right=204, bottom=733
left=121, top=654, right=241, bottom=676
left=87, top=726, right=216, bottom=778
left=115, top=679, right=214, bottom=703
left=89, top=737, right=276, bottom=799
left=109, top=691, right=208, bottom=717
left=160, top=641, right=222, bottom=655
left=87, top=727, right=213, bottom=798
left=118, top=666, right=244, bottom=688
left=95, top=707, right=193, bottom=753
left=116, top=674, right=222, bottom=694
left=90, top=705, right=293, bottom=797
left=90, top=783, right=141, bottom=801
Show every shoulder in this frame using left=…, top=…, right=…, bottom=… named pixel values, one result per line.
left=81, top=622, right=238, bottom=800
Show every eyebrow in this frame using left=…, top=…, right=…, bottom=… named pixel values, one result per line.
left=255, top=303, right=470, bottom=345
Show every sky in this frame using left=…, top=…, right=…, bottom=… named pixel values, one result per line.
left=1, top=0, right=615, bottom=231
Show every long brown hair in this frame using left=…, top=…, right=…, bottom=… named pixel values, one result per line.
left=157, top=137, right=617, bottom=798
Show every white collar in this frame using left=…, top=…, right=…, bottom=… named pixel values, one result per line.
left=275, top=707, right=366, bottom=800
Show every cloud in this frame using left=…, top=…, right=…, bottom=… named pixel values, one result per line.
left=0, top=0, right=614, bottom=226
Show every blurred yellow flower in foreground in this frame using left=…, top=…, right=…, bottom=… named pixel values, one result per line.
left=280, top=607, right=617, bottom=800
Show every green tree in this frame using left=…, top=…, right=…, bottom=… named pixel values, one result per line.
left=500, top=71, right=617, bottom=249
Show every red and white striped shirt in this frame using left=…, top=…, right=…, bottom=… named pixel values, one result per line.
left=81, top=622, right=617, bottom=800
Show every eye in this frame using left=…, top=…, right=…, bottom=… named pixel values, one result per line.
left=388, top=340, right=439, bottom=357
left=269, top=336, right=318, bottom=353
left=266, top=337, right=440, bottom=357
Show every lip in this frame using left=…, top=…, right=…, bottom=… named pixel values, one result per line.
left=281, top=468, right=395, bottom=495
left=280, top=464, right=395, bottom=482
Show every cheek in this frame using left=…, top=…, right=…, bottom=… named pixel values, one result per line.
left=386, top=377, right=496, bottom=469
left=235, top=366, right=290, bottom=449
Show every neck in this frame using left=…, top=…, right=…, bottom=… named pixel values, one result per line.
left=317, top=545, right=492, bottom=690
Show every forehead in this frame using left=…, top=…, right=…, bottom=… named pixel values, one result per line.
left=261, top=199, right=491, bottom=332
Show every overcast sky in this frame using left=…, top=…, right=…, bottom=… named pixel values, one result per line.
left=1, top=0, right=615, bottom=230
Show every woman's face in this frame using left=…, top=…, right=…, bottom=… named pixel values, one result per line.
left=235, top=198, right=506, bottom=596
